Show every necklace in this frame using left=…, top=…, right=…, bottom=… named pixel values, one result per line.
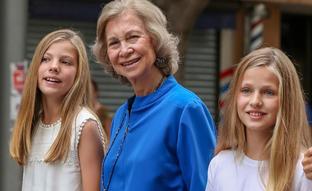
left=39, top=118, right=61, bottom=128
left=102, top=112, right=128, bottom=191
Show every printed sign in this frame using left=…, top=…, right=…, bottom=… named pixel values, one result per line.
left=10, top=61, right=27, bottom=121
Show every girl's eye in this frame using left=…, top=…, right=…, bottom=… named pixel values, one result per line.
left=263, top=89, right=276, bottom=96
left=62, top=61, right=71, bottom=65
left=61, top=58, right=73, bottom=65
left=41, top=56, right=49, bottom=63
left=240, top=87, right=251, bottom=95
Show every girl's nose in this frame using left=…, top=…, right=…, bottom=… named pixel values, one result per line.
left=250, top=93, right=263, bottom=107
left=49, top=61, right=60, bottom=73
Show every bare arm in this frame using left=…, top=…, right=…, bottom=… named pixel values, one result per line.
left=302, top=147, right=312, bottom=180
left=78, top=120, right=104, bottom=191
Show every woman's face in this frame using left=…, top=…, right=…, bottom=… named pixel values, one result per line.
left=236, top=66, right=279, bottom=138
left=105, top=10, right=157, bottom=83
left=38, top=40, right=78, bottom=101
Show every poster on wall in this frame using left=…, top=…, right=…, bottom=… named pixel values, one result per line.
left=10, top=61, right=28, bottom=121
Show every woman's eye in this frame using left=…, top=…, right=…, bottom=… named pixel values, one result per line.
left=108, top=40, right=119, bottom=48
left=108, top=41, right=117, bottom=46
left=127, top=35, right=139, bottom=43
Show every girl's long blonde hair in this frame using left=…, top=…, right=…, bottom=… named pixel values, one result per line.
left=217, top=47, right=312, bottom=191
left=10, top=29, right=93, bottom=164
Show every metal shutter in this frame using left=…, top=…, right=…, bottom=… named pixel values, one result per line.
left=25, top=19, right=132, bottom=114
left=184, top=29, right=218, bottom=117
left=26, top=19, right=218, bottom=116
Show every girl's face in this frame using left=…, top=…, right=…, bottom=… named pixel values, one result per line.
left=38, top=40, right=78, bottom=100
left=105, top=10, right=157, bottom=84
left=237, top=66, right=279, bottom=136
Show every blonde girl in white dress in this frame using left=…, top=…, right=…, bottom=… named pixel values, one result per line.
left=10, top=29, right=107, bottom=191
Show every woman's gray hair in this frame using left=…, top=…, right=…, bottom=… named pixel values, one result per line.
left=92, top=0, right=180, bottom=84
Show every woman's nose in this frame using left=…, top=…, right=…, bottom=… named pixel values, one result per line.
left=119, top=42, right=133, bottom=57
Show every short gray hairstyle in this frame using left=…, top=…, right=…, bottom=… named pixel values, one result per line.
left=92, top=0, right=180, bottom=84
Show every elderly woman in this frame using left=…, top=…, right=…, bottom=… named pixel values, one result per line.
left=92, top=0, right=216, bottom=190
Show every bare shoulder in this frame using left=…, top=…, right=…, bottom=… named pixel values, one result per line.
left=79, top=119, right=103, bottom=145
left=78, top=119, right=104, bottom=156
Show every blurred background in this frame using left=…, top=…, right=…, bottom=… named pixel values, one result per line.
left=1, top=0, right=312, bottom=190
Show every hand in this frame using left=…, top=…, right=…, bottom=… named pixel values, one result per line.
left=302, top=147, right=312, bottom=180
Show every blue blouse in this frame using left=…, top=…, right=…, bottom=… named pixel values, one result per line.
left=101, top=75, right=216, bottom=191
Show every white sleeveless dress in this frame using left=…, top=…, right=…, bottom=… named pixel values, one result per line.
left=22, top=107, right=105, bottom=191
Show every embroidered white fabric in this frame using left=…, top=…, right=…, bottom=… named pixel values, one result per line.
left=21, top=107, right=105, bottom=191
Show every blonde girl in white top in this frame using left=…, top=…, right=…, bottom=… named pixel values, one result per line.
left=207, top=47, right=312, bottom=191
left=10, top=29, right=107, bottom=191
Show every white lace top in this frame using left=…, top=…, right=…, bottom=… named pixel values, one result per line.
left=22, top=107, right=105, bottom=191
